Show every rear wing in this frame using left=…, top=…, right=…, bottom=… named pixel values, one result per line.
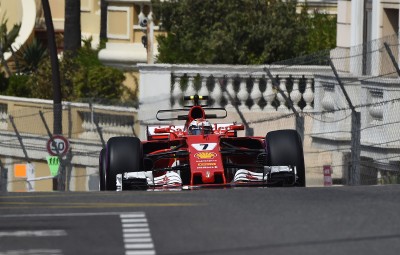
left=156, top=108, right=227, bottom=121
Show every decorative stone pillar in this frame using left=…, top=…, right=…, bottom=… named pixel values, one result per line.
left=250, top=77, right=262, bottom=111
left=290, top=78, right=302, bottom=112
left=172, top=75, right=183, bottom=108
left=263, top=79, right=275, bottom=111
left=212, top=77, right=223, bottom=107
left=303, top=79, right=314, bottom=112
left=277, top=78, right=289, bottom=112
left=237, top=77, right=249, bottom=111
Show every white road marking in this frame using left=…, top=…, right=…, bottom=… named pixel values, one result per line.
left=0, top=211, right=155, bottom=255
left=0, top=212, right=145, bottom=218
left=125, top=251, right=155, bottom=255
left=122, top=223, right=149, bottom=228
left=122, top=218, right=148, bottom=223
left=0, top=249, right=63, bottom=255
left=125, top=243, right=154, bottom=249
left=123, top=228, right=150, bottom=233
left=120, top=213, right=156, bottom=255
left=0, top=230, right=67, bottom=237
left=120, top=213, right=146, bottom=218
left=123, top=233, right=151, bottom=238
left=124, top=238, right=153, bottom=243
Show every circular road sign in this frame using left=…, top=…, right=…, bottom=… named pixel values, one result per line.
left=46, top=135, right=70, bottom=156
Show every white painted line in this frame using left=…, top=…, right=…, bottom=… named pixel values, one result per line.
left=0, top=230, right=67, bottom=237
left=123, top=233, right=151, bottom=238
left=125, top=251, right=155, bottom=255
left=123, top=228, right=150, bottom=233
left=121, top=218, right=148, bottom=223
left=120, top=213, right=156, bottom=255
left=125, top=243, right=154, bottom=249
left=0, top=212, right=145, bottom=218
left=124, top=238, right=153, bottom=243
left=120, top=213, right=146, bottom=218
left=0, top=249, right=63, bottom=255
left=122, top=223, right=149, bottom=228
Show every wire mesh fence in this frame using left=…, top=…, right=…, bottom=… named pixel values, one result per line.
left=0, top=98, right=138, bottom=191
left=262, top=33, right=400, bottom=186
left=1, top=34, right=400, bottom=191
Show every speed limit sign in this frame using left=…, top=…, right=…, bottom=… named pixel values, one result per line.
left=46, top=135, right=70, bottom=156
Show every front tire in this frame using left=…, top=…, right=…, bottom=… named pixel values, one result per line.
left=266, top=129, right=306, bottom=187
left=105, top=137, right=143, bottom=190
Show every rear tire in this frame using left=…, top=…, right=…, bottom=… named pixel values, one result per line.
left=266, top=129, right=306, bottom=187
left=99, top=148, right=106, bottom=191
left=105, top=137, right=143, bottom=190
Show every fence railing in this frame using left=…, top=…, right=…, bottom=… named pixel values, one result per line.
left=2, top=34, right=400, bottom=191
left=0, top=96, right=138, bottom=191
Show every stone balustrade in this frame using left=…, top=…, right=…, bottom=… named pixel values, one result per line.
left=78, top=110, right=137, bottom=141
left=168, top=65, right=329, bottom=112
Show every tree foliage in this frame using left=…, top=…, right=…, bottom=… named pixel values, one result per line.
left=1, top=41, right=128, bottom=103
left=26, top=43, right=126, bottom=101
left=0, top=14, right=21, bottom=75
left=16, top=39, right=48, bottom=73
left=152, top=0, right=336, bottom=64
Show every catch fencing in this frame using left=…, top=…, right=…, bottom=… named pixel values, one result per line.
left=1, top=34, right=400, bottom=191
left=0, top=98, right=137, bottom=191
left=263, top=33, right=400, bottom=185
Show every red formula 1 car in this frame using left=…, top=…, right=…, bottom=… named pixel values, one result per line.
left=99, top=95, right=305, bottom=191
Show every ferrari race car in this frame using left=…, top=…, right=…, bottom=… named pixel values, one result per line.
left=99, top=95, right=305, bottom=191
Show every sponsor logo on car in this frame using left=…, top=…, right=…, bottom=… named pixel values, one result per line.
left=194, top=152, right=217, bottom=159
left=198, top=162, right=217, bottom=166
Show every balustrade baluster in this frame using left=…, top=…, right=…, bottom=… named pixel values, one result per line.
left=303, top=78, right=314, bottom=112
left=237, top=77, right=249, bottom=111
left=250, top=77, right=262, bottom=111
left=172, top=75, right=182, bottom=108
left=290, top=78, right=302, bottom=111
left=198, top=75, right=209, bottom=97
left=277, top=78, right=289, bottom=112
left=225, top=77, right=235, bottom=109
left=138, top=4, right=146, bottom=25
left=212, top=77, right=223, bottom=107
left=186, top=76, right=196, bottom=96
left=263, top=79, right=275, bottom=111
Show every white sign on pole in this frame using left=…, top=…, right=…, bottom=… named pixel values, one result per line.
left=26, top=163, right=35, bottom=192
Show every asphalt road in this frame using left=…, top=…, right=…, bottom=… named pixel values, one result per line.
left=1, top=185, right=400, bottom=255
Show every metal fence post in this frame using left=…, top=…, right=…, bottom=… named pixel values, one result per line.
left=39, top=111, right=66, bottom=191
left=329, top=59, right=361, bottom=185
left=0, top=160, right=7, bottom=192
left=351, top=111, right=361, bottom=185
left=264, top=67, right=304, bottom=142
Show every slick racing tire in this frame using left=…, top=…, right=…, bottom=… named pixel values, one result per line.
left=105, top=136, right=143, bottom=191
left=266, top=129, right=306, bottom=187
left=99, top=148, right=107, bottom=191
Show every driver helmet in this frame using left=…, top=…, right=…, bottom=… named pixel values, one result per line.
left=188, top=119, right=213, bottom=135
